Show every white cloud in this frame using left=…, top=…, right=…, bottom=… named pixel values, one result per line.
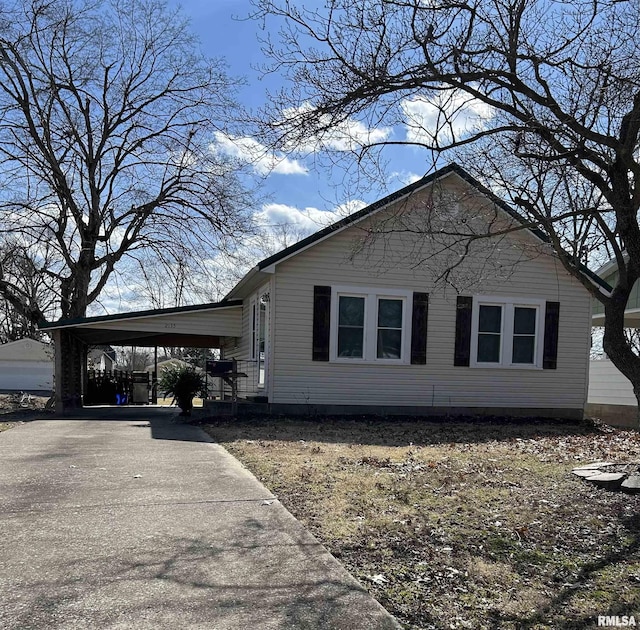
left=87, top=198, right=370, bottom=315
left=320, top=118, right=391, bottom=152
left=390, top=170, right=423, bottom=186
left=280, top=104, right=392, bottom=153
left=212, top=132, right=308, bottom=176
left=257, top=199, right=365, bottom=236
left=334, top=199, right=368, bottom=216
left=248, top=199, right=366, bottom=258
left=401, top=88, right=493, bottom=146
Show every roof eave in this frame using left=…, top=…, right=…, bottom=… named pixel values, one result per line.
left=223, top=265, right=272, bottom=301
left=39, top=299, right=243, bottom=331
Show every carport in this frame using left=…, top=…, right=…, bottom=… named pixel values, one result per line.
left=39, top=300, right=243, bottom=412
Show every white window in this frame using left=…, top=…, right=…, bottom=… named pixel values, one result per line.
left=377, top=298, right=403, bottom=359
left=337, top=295, right=366, bottom=358
left=512, top=306, right=537, bottom=364
left=477, top=304, right=502, bottom=363
left=471, top=296, right=544, bottom=368
left=331, top=287, right=410, bottom=363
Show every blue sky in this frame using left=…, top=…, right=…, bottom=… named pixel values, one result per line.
left=93, top=0, right=495, bottom=313
left=173, top=0, right=342, bottom=219
left=167, top=0, right=437, bottom=234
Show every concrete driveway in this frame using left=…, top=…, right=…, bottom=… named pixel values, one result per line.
left=0, top=412, right=399, bottom=629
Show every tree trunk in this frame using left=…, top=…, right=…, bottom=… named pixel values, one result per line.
left=60, top=263, right=92, bottom=320
left=602, top=296, right=640, bottom=429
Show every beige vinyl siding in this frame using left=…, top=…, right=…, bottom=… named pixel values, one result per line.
left=0, top=339, right=53, bottom=362
left=588, top=359, right=636, bottom=406
left=0, top=360, right=53, bottom=391
left=80, top=307, right=242, bottom=337
left=221, top=279, right=275, bottom=398
left=221, top=297, right=259, bottom=397
left=270, top=192, right=591, bottom=411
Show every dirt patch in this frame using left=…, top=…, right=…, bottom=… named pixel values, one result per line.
left=204, top=416, right=640, bottom=630
left=0, top=393, right=50, bottom=412
left=0, top=394, right=53, bottom=432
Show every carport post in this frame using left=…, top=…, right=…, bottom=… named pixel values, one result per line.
left=53, top=330, right=64, bottom=414
left=52, top=329, right=86, bottom=413
left=152, top=346, right=158, bottom=404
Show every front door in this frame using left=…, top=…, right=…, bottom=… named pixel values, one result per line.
left=257, top=289, right=270, bottom=390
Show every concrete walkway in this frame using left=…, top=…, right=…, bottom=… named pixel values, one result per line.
left=0, top=412, right=399, bottom=629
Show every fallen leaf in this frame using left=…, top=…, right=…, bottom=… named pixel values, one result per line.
left=367, top=574, right=388, bottom=585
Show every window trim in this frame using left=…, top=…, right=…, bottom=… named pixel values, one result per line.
left=336, top=294, right=367, bottom=359
left=476, top=302, right=504, bottom=365
left=257, top=291, right=268, bottom=388
left=376, top=297, right=405, bottom=360
left=329, top=286, right=411, bottom=364
left=470, top=296, right=545, bottom=369
left=512, top=305, right=538, bottom=365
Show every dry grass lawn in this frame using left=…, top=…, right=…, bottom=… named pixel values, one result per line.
left=155, top=395, right=204, bottom=407
left=204, top=416, right=640, bottom=630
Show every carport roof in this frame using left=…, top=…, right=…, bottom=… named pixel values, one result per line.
left=39, top=300, right=243, bottom=348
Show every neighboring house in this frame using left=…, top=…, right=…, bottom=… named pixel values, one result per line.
left=588, top=359, right=636, bottom=406
left=42, top=164, right=605, bottom=417
left=591, top=256, right=640, bottom=327
left=87, top=346, right=116, bottom=371
left=144, top=358, right=191, bottom=374
left=589, top=257, right=639, bottom=426
left=0, top=339, right=54, bottom=393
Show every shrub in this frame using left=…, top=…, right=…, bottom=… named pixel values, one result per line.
left=159, top=365, right=204, bottom=415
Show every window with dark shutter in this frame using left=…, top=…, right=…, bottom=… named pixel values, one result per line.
left=410, top=292, right=429, bottom=365
left=312, top=286, right=331, bottom=361
left=377, top=298, right=403, bottom=359
left=512, top=306, right=537, bottom=364
left=454, top=296, right=473, bottom=366
left=338, top=295, right=366, bottom=358
left=477, top=304, right=503, bottom=363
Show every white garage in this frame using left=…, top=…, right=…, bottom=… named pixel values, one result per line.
left=0, top=339, right=54, bottom=393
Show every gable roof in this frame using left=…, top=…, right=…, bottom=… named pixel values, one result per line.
left=40, top=163, right=610, bottom=338
left=255, top=164, right=481, bottom=273
left=228, top=163, right=610, bottom=297
left=0, top=338, right=52, bottom=362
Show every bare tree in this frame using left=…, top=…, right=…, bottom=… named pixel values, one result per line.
left=115, top=346, right=151, bottom=372
left=254, top=0, right=640, bottom=405
left=0, top=0, right=252, bottom=327
left=0, top=240, right=58, bottom=342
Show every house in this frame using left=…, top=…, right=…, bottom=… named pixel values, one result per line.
left=87, top=345, right=116, bottom=371
left=0, top=339, right=54, bottom=393
left=41, top=164, right=606, bottom=417
left=144, top=358, right=192, bottom=374
left=589, top=258, right=639, bottom=426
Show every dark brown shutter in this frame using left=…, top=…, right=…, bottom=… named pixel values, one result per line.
left=454, top=296, right=473, bottom=367
left=411, top=292, right=429, bottom=365
left=312, top=286, right=331, bottom=361
left=543, top=301, right=560, bottom=370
